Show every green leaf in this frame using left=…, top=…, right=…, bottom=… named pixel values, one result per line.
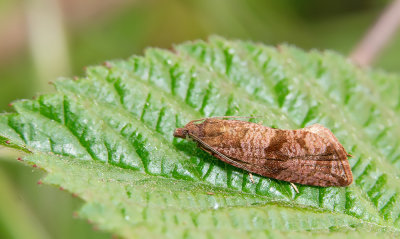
left=1, top=36, right=400, bottom=238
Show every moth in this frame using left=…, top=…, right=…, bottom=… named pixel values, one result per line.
left=173, top=117, right=353, bottom=188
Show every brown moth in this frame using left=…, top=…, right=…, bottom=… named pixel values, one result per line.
left=173, top=118, right=353, bottom=187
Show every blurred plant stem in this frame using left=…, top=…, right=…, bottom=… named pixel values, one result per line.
left=350, top=0, right=400, bottom=66
left=25, top=0, right=70, bottom=92
left=0, top=166, right=50, bottom=239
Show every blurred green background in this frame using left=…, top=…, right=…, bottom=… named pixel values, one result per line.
left=0, top=0, right=399, bottom=238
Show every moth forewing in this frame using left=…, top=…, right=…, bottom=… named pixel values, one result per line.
left=187, top=133, right=245, bottom=170
left=173, top=118, right=353, bottom=187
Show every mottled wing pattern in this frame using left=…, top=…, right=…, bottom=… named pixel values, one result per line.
left=262, top=157, right=352, bottom=187
left=211, top=147, right=352, bottom=187
left=195, top=120, right=353, bottom=187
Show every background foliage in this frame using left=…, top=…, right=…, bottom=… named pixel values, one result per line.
left=1, top=1, right=400, bottom=238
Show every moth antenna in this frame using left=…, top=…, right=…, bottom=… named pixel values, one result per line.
left=210, top=116, right=263, bottom=119
left=290, top=182, right=299, bottom=193
left=188, top=133, right=244, bottom=169
left=188, top=116, right=264, bottom=124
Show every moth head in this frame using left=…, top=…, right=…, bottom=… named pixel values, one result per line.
left=173, top=121, right=202, bottom=139
left=173, top=127, right=188, bottom=138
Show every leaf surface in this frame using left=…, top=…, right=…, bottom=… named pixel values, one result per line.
left=1, top=37, right=400, bottom=238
